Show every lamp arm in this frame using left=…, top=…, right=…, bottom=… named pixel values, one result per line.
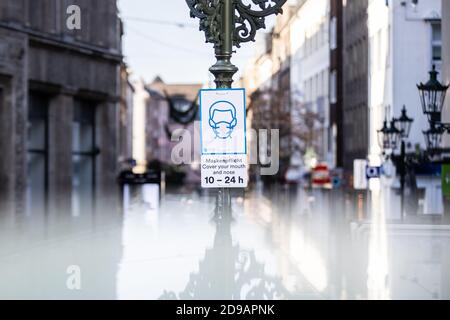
left=186, top=0, right=288, bottom=48
left=234, top=0, right=287, bottom=47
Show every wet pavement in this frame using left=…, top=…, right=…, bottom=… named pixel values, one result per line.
left=1, top=184, right=450, bottom=300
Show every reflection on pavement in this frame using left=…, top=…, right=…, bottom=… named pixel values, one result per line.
left=0, top=184, right=450, bottom=300
left=159, top=193, right=290, bottom=300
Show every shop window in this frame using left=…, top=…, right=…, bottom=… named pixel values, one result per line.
left=27, top=92, right=49, bottom=215
left=72, top=99, right=97, bottom=216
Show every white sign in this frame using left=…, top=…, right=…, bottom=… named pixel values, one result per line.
left=200, top=88, right=248, bottom=188
left=353, top=159, right=368, bottom=190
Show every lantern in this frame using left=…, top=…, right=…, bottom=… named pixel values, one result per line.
left=378, top=119, right=401, bottom=150
left=396, top=105, right=414, bottom=139
left=423, top=123, right=444, bottom=152
left=417, top=66, right=449, bottom=124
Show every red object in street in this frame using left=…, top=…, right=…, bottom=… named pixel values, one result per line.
left=312, top=164, right=332, bottom=188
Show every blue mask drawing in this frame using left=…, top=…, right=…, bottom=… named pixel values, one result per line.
left=208, top=101, right=238, bottom=139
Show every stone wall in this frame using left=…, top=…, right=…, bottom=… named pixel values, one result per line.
left=0, top=29, right=28, bottom=213
left=0, top=0, right=121, bottom=52
left=0, top=1, right=123, bottom=214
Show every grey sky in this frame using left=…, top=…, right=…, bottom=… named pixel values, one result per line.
left=118, top=0, right=267, bottom=85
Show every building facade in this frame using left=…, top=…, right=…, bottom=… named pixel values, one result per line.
left=290, top=0, right=331, bottom=169
left=368, top=0, right=442, bottom=162
left=243, top=7, right=296, bottom=181
left=330, top=0, right=344, bottom=170
left=367, top=0, right=443, bottom=215
left=342, top=0, right=369, bottom=176
left=0, top=0, right=123, bottom=215
left=272, top=7, right=295, bottom=176
left=119, top=64, right=134, bottom=170
left=241, top=33, right=275, bottom=181
left=243, top=0, right=335, bottom=181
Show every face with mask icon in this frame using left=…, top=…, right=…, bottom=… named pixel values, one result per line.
left=208, top=101, right=238, bottom=139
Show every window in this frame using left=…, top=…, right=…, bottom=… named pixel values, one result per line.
left=304, top=79, right=310, bottom=104
left=0, top=87, right=2, bottom=105
left=330, top=70, right=337, bottom=104
left=431, top=22, right=442, bottom=71
left=313, top=74, right=318, bottom=101
left=330, top=17, right=337, bottom=50
left=72, top=99, right=97, bottom=216
left=27, top=93, right=49, bottom=215
left=324, top=70, right=329, bottom=97
left=377, top=29, right=382, bottom=71
left=369, top=35, right=374, bottom=76
left=386, top=26, right=391, bottom=67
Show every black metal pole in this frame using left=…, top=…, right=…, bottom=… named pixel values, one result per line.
left=211, top=0, right=237, bottom=217
left=210, top=0, right=238, bottom=89
left=400, top=140, right=406, bottom=221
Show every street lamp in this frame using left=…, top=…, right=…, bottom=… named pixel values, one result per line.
left=397, top=105, right=414, bottom=139
left=186, top=0, right=287, bottom=215
left=395, top=107, right=414, bottom=220
left=377, top=119, right=391, bottom=150
left=423, top=123, right=445, bottom=154
left=378, top=106, right=414, bottom=220
left=377, top=118, right=401, bottom=150
left=417, top=66, right=450, bottom=216
left=417, top=65, right=449, bottom=124
left=418, top=66, right=450, bottom=155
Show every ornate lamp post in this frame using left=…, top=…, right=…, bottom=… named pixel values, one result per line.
left=417, top=66, right=450, bottom=217
left=418, top=66, right=449, bottom=125
left=186, top=0, right=287, bottom=215
left=378, top=106, right=414, bottom=220
left=397, top=105, right=414, bottom=138
left=186, top=0, right=287, bottom=88
left=418, top=66, right=450, bottom=155
left=378, top=118, right=401, bottom=151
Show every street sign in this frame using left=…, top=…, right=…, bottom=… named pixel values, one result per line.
left=442, top=165, right=450, bottom=197
left=353, top=160, right=368, bottom=190
left=366, top=166, right=382, bottom=179
left=312, top=164, right=332, bottom=189
left=332, top=176, right=342, bottom=189
left=200, top=88, right=248, bottom=189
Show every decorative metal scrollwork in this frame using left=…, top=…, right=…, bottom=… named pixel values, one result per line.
left=234, top=0, right=287, bottom=47
left=186, top=0, right=287, bottom=48
left=186, top=0, right=222, bottom=47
